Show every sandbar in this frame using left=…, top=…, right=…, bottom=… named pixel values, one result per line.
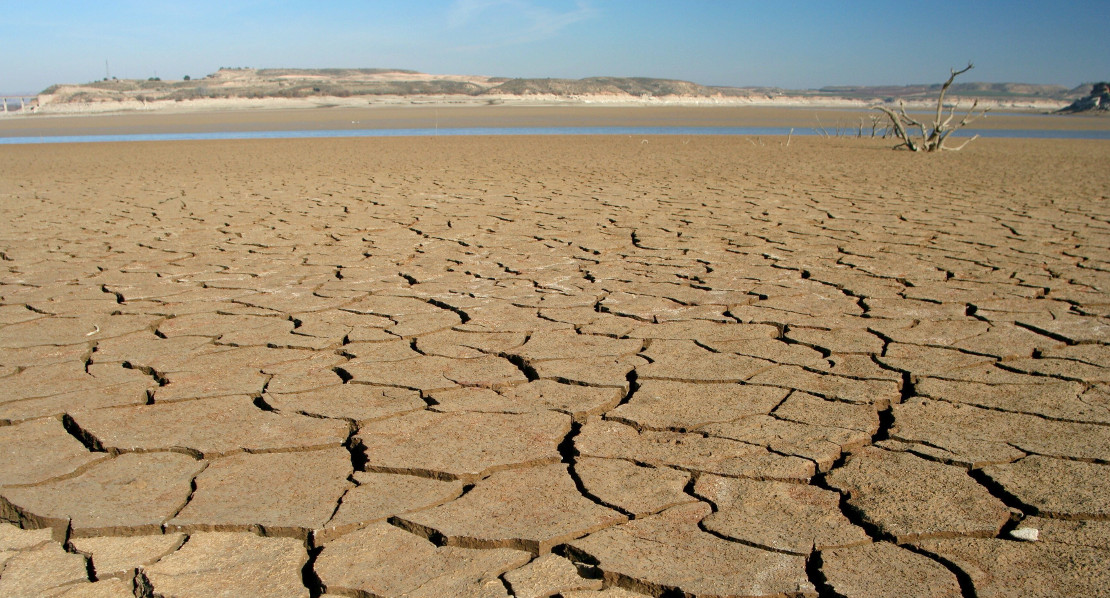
left=2, top=104, right=1108, bottom=138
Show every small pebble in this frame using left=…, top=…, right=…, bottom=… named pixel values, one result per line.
left=1010, top=527, right=1039, bottom=541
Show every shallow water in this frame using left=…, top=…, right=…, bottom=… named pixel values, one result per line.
left=1, top=125, right=1108, bottom=144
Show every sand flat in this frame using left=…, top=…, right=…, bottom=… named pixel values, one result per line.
left=0, top=135, right=1108, bottom=596
left=3, top=104, right=1109, bottom=138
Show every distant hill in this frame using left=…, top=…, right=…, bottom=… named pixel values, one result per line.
left=31, top=67, right=1086, bottom=109
left=816, top=82, right=1075, bottom=101
left=255, top=68, right=421, bottom=77
left=38, top=68, right=499, bottom=103
left=485, top=76, right=718, bottom=97
left=37, top=68, right=726, bottom=103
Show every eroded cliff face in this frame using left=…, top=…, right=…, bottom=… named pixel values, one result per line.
left=26, top=67, right=1082, bottom=113
left=1057, top=82, right=1110, bottom=114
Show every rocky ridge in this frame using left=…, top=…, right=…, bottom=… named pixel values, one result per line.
left=1057, top=82, right=1110, bottom=114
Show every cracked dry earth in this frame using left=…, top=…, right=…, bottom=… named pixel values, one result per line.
left=0, top=135, right=1108, bottom=598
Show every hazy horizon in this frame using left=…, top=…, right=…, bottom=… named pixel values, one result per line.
left=3, top=1, right=1107, bottom=95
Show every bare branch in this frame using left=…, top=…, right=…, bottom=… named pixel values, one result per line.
left=940, top=102, right=959, bottom=129
left=943, top=134, right=979, bottom=151
left=872, top=63, right=984, bottom=152
left=873, top=105, right=918, bottom=151
left=897, top=100, right=925, bottom=129
left=814, top=116, right=830, bottom=137
left=936, top=62, right=974, bottom=125
left=956, top=99, right=989, bottom=128
left=892, top=100, right=927, bottom=144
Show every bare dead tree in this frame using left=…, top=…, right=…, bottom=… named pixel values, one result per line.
left=813, top=116, right=830, bottom=138
left=873, top=63, right=990, bottom=152
left=868, top=113, right=889, bottom=138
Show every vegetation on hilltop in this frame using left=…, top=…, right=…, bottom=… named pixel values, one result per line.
left=819, top=82, right=1073, bottom=101
left=485, top=77, right=717, bottom=96
left=255, top=68, right=421, bottom=77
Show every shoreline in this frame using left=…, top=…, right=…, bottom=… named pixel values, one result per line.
left=5, top=127, right=1110, bottom=147
left=2, top=102, right=1107, bottom=139
left=2, top=92, right=1072, bottom=117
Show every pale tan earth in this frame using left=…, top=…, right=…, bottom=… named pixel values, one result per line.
left=0, top=122, right=1108, bottom=597
left=4, top=104, right=1110, bottom=139
left=17, top=66, right=1080, bottom=120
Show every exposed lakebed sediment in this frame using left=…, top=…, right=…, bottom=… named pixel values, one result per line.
left=0, top=135, right=1107, bottom=596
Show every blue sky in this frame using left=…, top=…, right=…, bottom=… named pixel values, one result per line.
left=2, top=1, right=1106, bottom=94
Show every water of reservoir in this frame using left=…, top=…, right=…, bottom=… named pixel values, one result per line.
left=1, top=126, right=1108, bottom=145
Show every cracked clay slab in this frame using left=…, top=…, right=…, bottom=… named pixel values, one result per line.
left=0, top=541, right=90, bottom=597
left=315, top=521, right=531, bottom=597
left=694, top=474, right=869, bottom=555
left=575, top=456, right=695, bottom=517
left=914, top=536, right=1110, bottom=598
left=0, top=452, right=204, bottom=537
left=263, top=383, right=426, bottom=422
left=429, top=380, right=624, bottom=421
left=979, top=455, right=1110, bottom=518
left=357, top=410, right=570, bottom=481
left=825, top=447, right=1011, bottom=543
left=0, top=417, right=104, bottom=486
left=607, top=380, right=788, bottom=431
left=70, top=532, right=186, bottom=579
left=503, top=553, right=604, bottom=598
left=820, top=541, right=962, bottom=598
left=168, top=447, right=351, bottom=536
left=703, top=414, right=869, bottom=473
left=319, top=471, right=463, bottom=542
left=68, top=395, right=350, bottom=457
left=342, top=354, right=528, bottom=391
left=891, top=396, right=1110, bottom=466
left=568, top=502, right=815, bottom=597
left=144, top=531, right=309, bottom=598
left=396, top=463, right=627, bottom=554
left=577, top=418, right=815, bottom=482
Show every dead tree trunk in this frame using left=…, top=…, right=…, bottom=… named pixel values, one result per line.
left=873, top=63, right=990, bottom=152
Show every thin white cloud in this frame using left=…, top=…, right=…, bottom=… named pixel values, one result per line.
left=448, top=0, right=597, bottom=49
left=447, top=0, right=506, bottom=28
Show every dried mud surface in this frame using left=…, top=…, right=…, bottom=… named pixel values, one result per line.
left=0, top=135, right=1108, bottom=597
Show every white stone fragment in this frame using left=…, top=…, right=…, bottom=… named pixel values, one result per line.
left=1011, top=527, right=1039, bottom=542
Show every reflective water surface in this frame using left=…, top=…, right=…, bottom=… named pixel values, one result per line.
left=2, top=125, right=1108, bottom=144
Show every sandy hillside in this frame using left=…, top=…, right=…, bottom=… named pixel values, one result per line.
left=19, top=67, right=1078, bottom=115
